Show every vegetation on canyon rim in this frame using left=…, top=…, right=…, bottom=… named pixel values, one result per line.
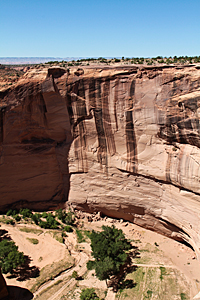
left=1, top=55, right=200, bottom=70
left=43, top=55, right=200, bottom=67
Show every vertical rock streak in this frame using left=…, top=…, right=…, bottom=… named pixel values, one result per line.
left=126, top=79, right=137, bottom=173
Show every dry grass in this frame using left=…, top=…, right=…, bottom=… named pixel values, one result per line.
left=34, top=279, right=66, bottom=300
left=19, top=227, right=43, bottom=235
left=26, top=238, right=39, bottom=244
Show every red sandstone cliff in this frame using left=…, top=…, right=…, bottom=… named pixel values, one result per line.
left=0, top=65, right=200, bottom=257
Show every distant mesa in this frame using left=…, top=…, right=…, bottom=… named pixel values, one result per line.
left=0, top=57, right=87, bottom=65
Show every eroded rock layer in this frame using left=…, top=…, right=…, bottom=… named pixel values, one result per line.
left=0, top=65, right=200, bottom=256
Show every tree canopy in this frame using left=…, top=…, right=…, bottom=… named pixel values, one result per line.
left=87, top=225, right=131, bottom=283
left=56, top=209, right=75, bottom=225
left=0, top=240, right=25, bottom=274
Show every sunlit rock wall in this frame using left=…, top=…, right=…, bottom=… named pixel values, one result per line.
left=0, top=65, right=200, bottom=256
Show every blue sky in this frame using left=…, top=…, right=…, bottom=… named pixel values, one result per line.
left=1, top=0, right=200, bottom=58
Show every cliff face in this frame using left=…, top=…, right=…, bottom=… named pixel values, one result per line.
left=1, top=65, right=200, bottom=256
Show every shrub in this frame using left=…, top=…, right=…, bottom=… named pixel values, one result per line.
left=72, top=270, right=78, bottom=279
left=31, top=213, right=41, bottom=225
left=19, top=208, right=33, bottom=218
left=76, top=229, right=85, bottom=243
left=41, top=212, right=48, bottom=218
left=64, top=225, right=73, bottom=233
left=65, top=210, right=75, bottom=225
left=56, top=209, right=75, bottom=225
left=6, top=209, right=13, bottom=216
left=26, top=238, right=39, bottom=245
left=5, top=219, right=15, bottom=225
left=39, top=214, right=58, bottom=229
left=160, top=266, right=167, bottom=280
left=87, top=260, right=95, bottom=270
left=80, top=288, right=99, bottom=300
left=13, top=215, right=21, bottom=222
left=6, top=209, right=18, bottom=216
left=180, top=293, right=187, bottom=300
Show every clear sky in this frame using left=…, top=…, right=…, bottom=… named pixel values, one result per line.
left=1, top=0, right=200, bottom=58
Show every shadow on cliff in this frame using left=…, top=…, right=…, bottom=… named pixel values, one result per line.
left=6, top=285, right=33, bottom=300
left=7, top=255, right=39, bottom=281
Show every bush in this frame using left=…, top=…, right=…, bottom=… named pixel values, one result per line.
left=56, top=209, right=75, bottom=225
left=56, top=209, right=64, bottom=221
left=26, top=238, right=39, bottom=245
left=160, top=267, right=167, bottom=280
left=64, top=225, right=73, bottom=233
left=39, top=214, right=58, bottom=229
left=65, top=210, right=75, bottom=225
left=87, top=260, right=95, bottom=270
left=13, top=215, right=21, bottom=222
left=42, top=212, right=48, bottom=218
left=76, top=229, right=85, bottom=243
left=0, top=240, right=25, bottom=274
left=6, top=209, right=13, bottom=216
left=31, top=213, right=41, bottom=225
left=5, top=219, right=15, bottom=225
left=80, top=288, right=99, bottom=300
left=19, top=208, right=33, bottom=218
left=180, top=293, right=187, bottom=300
left=72, top=270, right=78, bottom=279
left=6, top=209, right=18, bottom=217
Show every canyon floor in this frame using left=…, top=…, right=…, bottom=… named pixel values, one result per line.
left=1, top=212, right=200, bottom=300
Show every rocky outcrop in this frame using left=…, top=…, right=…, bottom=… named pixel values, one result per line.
left=1, top=65, right=200, bottom=257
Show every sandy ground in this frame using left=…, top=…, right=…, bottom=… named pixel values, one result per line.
left=1, top=216, right=200, bottom=299
left=83, top=217, right=200, bottom=299
left=1, top=223, right=68, bottom=289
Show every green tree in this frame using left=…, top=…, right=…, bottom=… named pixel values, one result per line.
left=13, top=215, right=21, bottom=222
left=64, top=225, right=73, bottom=232
left=87, top=225, right=131, bottom=285
left=64, top=210, right=75, bottom=225
left=80, top=288, right=99, bottom=300
left=39, top=214, right=58, bottom=229
left=0, top=240, right=25, bottom=274
left=19, top=208, right=33, bottom=218
left=56, top=209, right=75, bottom=225
left=31, top=213, right=41, bottom=225
left=6, top=209, right=18, bottom=216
